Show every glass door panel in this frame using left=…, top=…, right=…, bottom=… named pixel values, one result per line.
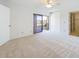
left=36, top=15, right=43, bottom=33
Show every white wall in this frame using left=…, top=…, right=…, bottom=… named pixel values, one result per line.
left=50, top=0, right=79, bottom=35
left=60, top=0, right=79, bottom=35
left=10, top=1, right=50, bottom=39
left=0, top=4, right=10, bottom=45
left=10, top=3, right=33, bottom=39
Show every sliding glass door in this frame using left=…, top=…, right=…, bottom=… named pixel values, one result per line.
left=33, top=14, right=43, bottom=34
left=33, top=14, right=49, bottom=34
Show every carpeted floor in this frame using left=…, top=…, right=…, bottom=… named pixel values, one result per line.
left=0, top=32, right=79, bottom=58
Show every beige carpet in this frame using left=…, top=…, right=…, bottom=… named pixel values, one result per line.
left=0, top=32, right=79, bottom=58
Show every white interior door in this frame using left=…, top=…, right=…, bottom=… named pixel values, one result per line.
left=50, top=12, right=61, bottom=32
left=0, top=4, right=10, bottom=45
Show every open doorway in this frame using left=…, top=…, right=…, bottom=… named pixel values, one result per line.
left=70, top=12, right=79, bottom=36
left=33, top=14, right=49, bottom=34
left=43, top=16, right=49, bottom=30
